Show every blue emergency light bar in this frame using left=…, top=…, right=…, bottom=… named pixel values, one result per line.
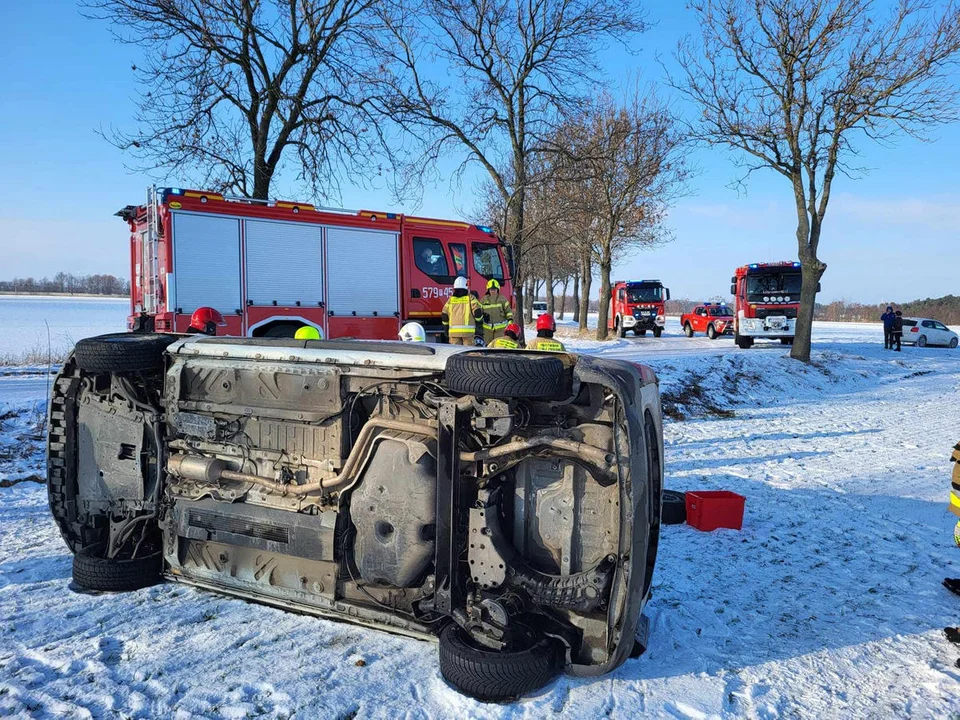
left=476, top=225, right=494, bottom=233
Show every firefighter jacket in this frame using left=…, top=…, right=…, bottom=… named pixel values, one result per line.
left=487, top=336, right=519, bottom=349
left=480, top=293, right=513, bottom=333
left=442, top=292, right=483, bottom=337
left=527, top=334, right=565, bottom=352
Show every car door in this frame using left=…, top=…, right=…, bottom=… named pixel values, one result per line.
left=920, top=320, right=938, bottom=344
left=933, top=321, right=952, bottom=345
left=695, top=307, right=707, bottom=332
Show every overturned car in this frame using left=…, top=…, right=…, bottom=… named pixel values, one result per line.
left=47, top=334, right=663, bottom=700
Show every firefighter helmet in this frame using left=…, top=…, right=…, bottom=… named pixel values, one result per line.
left=453, top=276, right=468, bottom=291
left=188, top=307, right=226, bottom=335
left=398, top=322, right=427, bottom=342
left=486, top=278, right=501, bottom=291
left=504, top=322, right=521, bottom=339
left=536, top=314, right=556, bottom=332
left=294, top=326, right=321, bottom=340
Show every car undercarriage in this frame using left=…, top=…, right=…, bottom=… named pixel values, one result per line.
left=48, top=333, right=663, bottom=701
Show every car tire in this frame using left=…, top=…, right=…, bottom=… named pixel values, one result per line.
left=445, top=351, right=568, bottom=400
left=72, top=547, right=163, bottom=592
left=73, top=333, right=177, bottom=373
left=707, top=324, right=717, bottom=340
left=950, top=337, right=958, bottom=349
left=653, top=326, right=663, bottom=338
left=661, top=490, right=687, bottom=525
left=683, top=323, right=693, bottom=338
left=438, top=623, right=563, bottom=702
left=918, top=335, right=927, bottom=347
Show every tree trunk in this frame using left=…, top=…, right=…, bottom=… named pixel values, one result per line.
left=596, top=257, right=612, bottom=341
left=578, top=252, right=592, bottom=333
left=544, top=249, right=555, bottom=316
left=524, top=277, right=535, bottom=323
left=572, top=271, right=581, bottom=323
left=559, top=276, right=569, bottom=319
left=791, top=250, right=826, bottom=362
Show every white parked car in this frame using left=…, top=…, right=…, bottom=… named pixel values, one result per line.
left=532, top=301, right=548, bottom=314
left=902, top=317, right=958, bottom=348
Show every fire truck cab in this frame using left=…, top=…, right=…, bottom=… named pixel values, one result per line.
left=730, top=262, right=809, bottom=349
left=609, top=280, right=670, bottom=338
left=118, top=187, right=514, bottom=342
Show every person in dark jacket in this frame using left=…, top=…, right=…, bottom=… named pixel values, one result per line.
left=891, top=310, right=904, bottom=351
left=880, top=305, right=895, bottom=349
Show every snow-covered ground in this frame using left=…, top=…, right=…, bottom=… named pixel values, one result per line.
left=0, top=296, right=129, bottom=363
left=2, top=321, right=960, bottom=718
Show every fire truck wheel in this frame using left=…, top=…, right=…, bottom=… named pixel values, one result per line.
left=661, top=490, right=687, bottom=525
left=707, top=324, right=718, bottom=340
left=445, top=352, right=568, bottom=400
left=73, top=333, right=177, bottom=373
left=780, top=337, right=793, bottom=345
left=683, top=323, right=693, bottom=338
left=652, top=327, right=663, bottom=338
left=616, top=319, right=626, bottom=338
left=735, top=334, right=754, bottom=349
left=637, top=329, right=647, bottom=336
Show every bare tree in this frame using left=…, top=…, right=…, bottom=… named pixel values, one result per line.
left=85, top=0, right=384, bottom=200
left=371, top=0, right=646, bottom=322
left=674, top=0, right=960, bottom=361
left=555, top=91, right=688, bottom=340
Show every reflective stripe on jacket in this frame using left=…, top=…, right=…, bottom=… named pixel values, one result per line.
left=442, top=295, right=483, bottom=336
left=488, top=337, right=519, bottom=349
left=527, top=337, right=565, bottom=352
left=480, top=295, right=512, bottom=331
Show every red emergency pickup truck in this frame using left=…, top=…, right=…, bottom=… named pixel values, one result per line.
left=681, top=303, right=734, bottom=339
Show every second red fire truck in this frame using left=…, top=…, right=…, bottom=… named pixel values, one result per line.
left=117, top=187, right=514, bottom=341
left=609, top=279, right=671, bottom=338
left=730, top=262, right=809, bottom=348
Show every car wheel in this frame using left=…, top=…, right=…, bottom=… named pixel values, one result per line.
left=917, top=335, right=927, bottom=347
left=438, top=623, right=563, bottom=702
left=950, top=337, right=958, bottom=349
left=683, top=323, right=693, bottom=338
left=707, top=324, right=717, bottom=340
left=653, top=326, right=663, bottom=338
left=72, top=546, right=163, bottom=592
left=73, top=333, right=177, bottom=373
left=445, top=351, right=568, bottom=400
left=662, top=490, right=686, bottom=525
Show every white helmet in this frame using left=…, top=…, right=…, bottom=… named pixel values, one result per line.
left=453, top=276, right=468, bottom=291
left=398, top=322, right=427, bottom=342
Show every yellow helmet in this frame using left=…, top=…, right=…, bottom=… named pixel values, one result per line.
left=294, top=326, right=321, bottom=340
left=486, top=279, right=501, bottom=291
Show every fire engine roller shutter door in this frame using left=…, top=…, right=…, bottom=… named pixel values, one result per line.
left=244, top=220, right=323, bottom=306
left=326, top=227, right=399, bottom=316
left=171, top=213, right=241, bottom=314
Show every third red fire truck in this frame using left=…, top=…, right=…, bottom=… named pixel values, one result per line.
left=117, top=187, right=514, bottom=341
left=609, top=280, right=671, bottom=337
left=730, top=262, right=810, bottom=349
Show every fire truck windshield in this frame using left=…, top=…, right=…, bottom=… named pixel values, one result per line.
left=627, top=286, right=663, bottom=303
left=745, top=273, right=801, bottom=301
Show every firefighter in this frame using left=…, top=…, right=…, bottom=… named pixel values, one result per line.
left=527, top=314, right=565, bottom=352
left=398, top=322, right=427, bottom=342
left=294, top=326, right=321, bottom=340
left=488, top=323, right=521, bottom=349
left=480, top=279, right=513, bottom=345
left=442, top=276, right=483, bottom=345
left=187, top=307, right=227, bottom=335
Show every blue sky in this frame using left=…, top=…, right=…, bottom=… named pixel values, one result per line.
left=1, top=1, right=957, bottom=304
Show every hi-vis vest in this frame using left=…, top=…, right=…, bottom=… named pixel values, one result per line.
left=442, top=295, right=482, bottom=336
left=481, top=295, right=512, bottom=332
left=527, top=337, right=565, bottom=352
left=488, top=336, right=519, bottom=349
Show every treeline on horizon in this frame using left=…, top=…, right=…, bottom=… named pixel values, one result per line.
left=0, top=273, right=130, bottom=296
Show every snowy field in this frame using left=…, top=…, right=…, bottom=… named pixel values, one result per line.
left=0, top=296, right=129, bottom=363
left=2, top=309, right=960, bottom=717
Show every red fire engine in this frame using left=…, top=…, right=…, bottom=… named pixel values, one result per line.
left=680, top=302, right=734, bottom=339
left=730, top=262, right=813, bottom=349
left=117, top=187, right=514, bottom=341
left=609, top=280, right=670, bottom=337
